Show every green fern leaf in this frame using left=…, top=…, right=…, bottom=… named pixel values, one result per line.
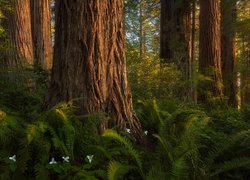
left=210, top=157, right=250, bottom=176
left=170, top=158, right=188, bottom=180
left=102, top=130, right=143, bottom=174
left=107, top=161, right=135, bottom=180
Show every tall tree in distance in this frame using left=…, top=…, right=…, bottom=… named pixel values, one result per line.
left=190, top=0, right=197, bottom=102
left=47, top=0, right=141, bottom=138
left=160, top=0, right=191, bottom=68
left=199, top=0, right=223, bottom=101
left=3, top=0, right=33, bottom=67
left=30, top=0, right=52, bottom=69
left=139, top=0, right=145, bottom=60
left=160, top=0, right=192, bottom=99
left=221, top=0, right=237, bottom=106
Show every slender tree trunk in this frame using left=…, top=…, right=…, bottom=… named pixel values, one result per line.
left=241, top=38, right=250, bottom=104
left=190, top=0, right=196, bottom=102
left=180, top=3, right=192, bottom=79
left=30, top=0, right=53, bottom=69
left=241, top=40, right=246, bottom=105
left=139, top=0, right=145, bottom=60
left=3, top=0, right=34, bottom=67
left=46, top=0, right=141, bottom=139
left=198, top=0, right=223, bottom=102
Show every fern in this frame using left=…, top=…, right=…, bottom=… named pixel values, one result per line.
left=102, top=130, right=143, bottom=176
left=210, top=157, right=250, bottom=177
left=205, top=139, right=232, bottom=167
left=0, top=113, right=22, bottom=146
left=87, top=145, right=112, bottom=160
left=170, top=157, right=188, bottom=180
left=146, top=165, right=167, bottom=180
left=34, top=164, right=49, bottom=180
left=107, top=161, right=135, bottom=180
left=153, top=134, right=173, bottom=163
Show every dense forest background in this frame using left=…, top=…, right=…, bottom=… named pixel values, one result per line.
left=0, top=0, right=249, bottom=179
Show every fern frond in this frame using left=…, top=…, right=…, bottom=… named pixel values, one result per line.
left=153, top=134, right=173, bottom=163
left=34, top=164, right=49, bottom=180
left=102, top=130, right=142, bottom=173
left=88, top=145, right=112, bottom=160
left=107, top=161, right=135, bottom=180
left=170, top=158, right=188, bottom=180
left=210, top=157, right=250, bottom=177
left=146, top=165, right=167, bottom=180
left=205, top=139, right=232, bottom=167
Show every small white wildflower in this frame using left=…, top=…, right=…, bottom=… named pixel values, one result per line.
left=126, top=128, right=131, bottom=134
left=49, top=158, right=57, bottom=164
left=144, top=130, right=148, bottom=135
left=9, top=155, right=16, bottom=162
left=62, top=156, right=70, bottom=163
left=87, top=155, right=94, bottom=163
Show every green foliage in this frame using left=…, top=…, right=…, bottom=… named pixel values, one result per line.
left=107, top=161, right=135, bottom=180
left=0, top=80, right=250, bottom=179
left=0, top=0, right=249, bottom=179
left=0, top=49, right=249, bottom=179
left=103, top=130, right=143, bottom=176
left=210, top=157, right=250, bottom=177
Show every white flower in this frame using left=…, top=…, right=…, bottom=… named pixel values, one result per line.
left=9, top=155, right=16, bottom=162
left=126, top=128, right=131, bottom=134
left=49, top=158, right=57, bottom=164
left=87, top=155, right=94, bottom=163
left=144, top=130, right=148, bottom=135
left=62, top=156, right=70, bottom=163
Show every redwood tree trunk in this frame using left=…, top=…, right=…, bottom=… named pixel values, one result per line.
left=47, top=0, right=141, bottom=138
left=160, top=0, right=174, bottom=61
left=160, top=0, right=191, bottom=67
left=160, top=0, right=192, bottom=99
left=221, top=0, right=237, bottom=106
left=3, top=0, right=34, bottom=67
left=190, top=0, right=196, bottom=102
left=139, top=0, right=145, bottom=60
left=199, top=0, right=223, bottom=101
left=30, top=0, right=53, bottom=69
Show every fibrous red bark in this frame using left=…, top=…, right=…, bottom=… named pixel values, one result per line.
left=47, top=0, right=141, bottom=138
left=30, top=0, right=53, bottom=69
left=199, top=0, right=223, bottom=101
left=4, top=0, right=34, bottom=67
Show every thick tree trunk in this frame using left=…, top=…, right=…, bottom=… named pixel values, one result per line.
left=160, top=0, right=192, bottom=99
left=198, top=0, right=223, bottom=102
left=221, top=0, right=237, bottom=106
left=47, top=0, right=141, bottom=138
left=160, top=0, right=191, bottom=66
left=30, top=0, right=53, bottom=69
left=160, top=0, right=174, bottom=61
left=3, top=0, right=34, bottom=67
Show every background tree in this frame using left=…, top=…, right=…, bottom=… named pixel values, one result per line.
left=47, top=0, right=141, bottom=137
left=30, top=0, right=53, bottom=69
left=237, top=0, right=250, bottom=105
left=2, top=0, right=33, bottom=67
left=160, top=0, right=191, bottom=69
left=221, top=0, right=237, bottom=106
left=139, top=0, right=145, bottom=60
left=198, top=0, right=223, bottom=102
left=160, top=0, right=192, bottom=99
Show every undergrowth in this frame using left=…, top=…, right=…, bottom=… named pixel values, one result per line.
left=0, top=71, right=249, bottom=180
